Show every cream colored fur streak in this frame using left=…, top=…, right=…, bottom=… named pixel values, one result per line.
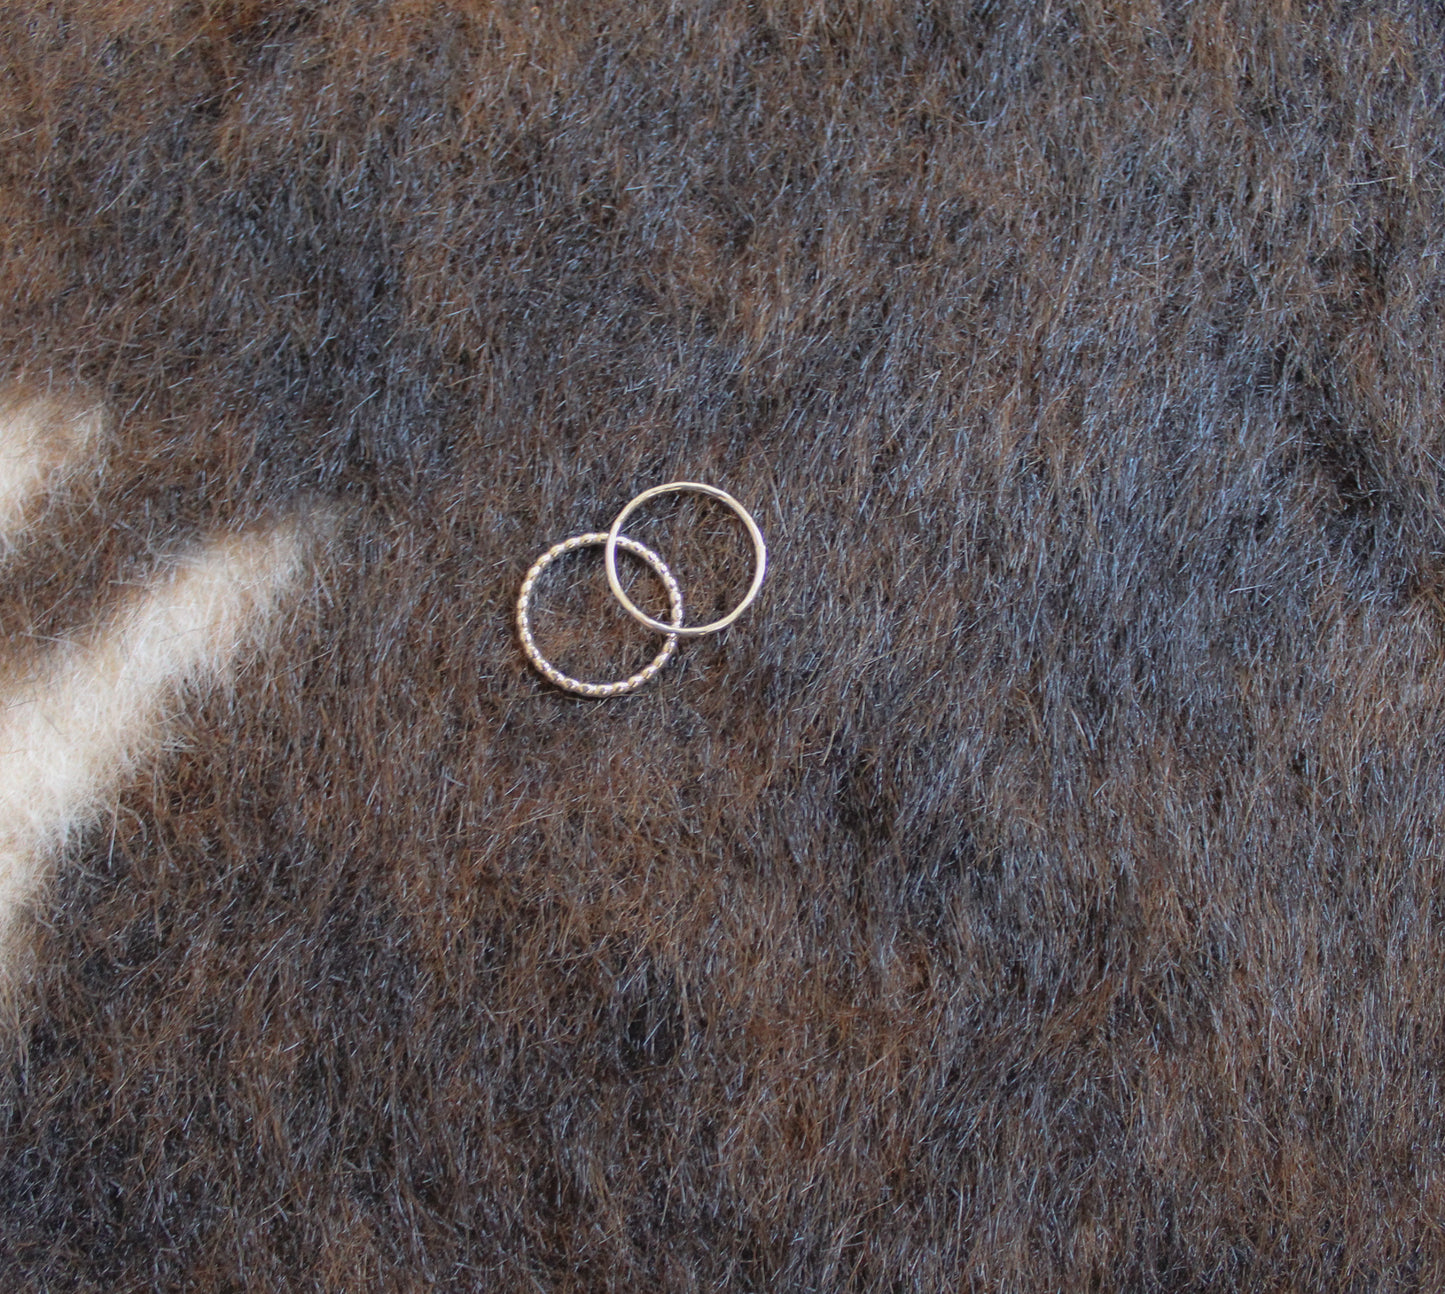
left=0, top=403, right=312, bottom=974
left=0, top=397, right=101, bottom=555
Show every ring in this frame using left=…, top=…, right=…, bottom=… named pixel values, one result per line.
left=516, top=532, right=683, bottom=697
left=604, top=482, right=767, bottom=637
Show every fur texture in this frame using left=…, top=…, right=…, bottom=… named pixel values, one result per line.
left=2, top=1, right=1445, bottom=1289
left=0, top=519, right=312, bottom=980
left=0, top=397, right=100, bottom=554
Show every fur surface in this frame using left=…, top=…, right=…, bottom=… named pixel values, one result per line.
left=0, top=397, right=99, bottom=554
left=0, top=518, right=312, bottom=980
left=2, top=1, right=1445, bottom=1289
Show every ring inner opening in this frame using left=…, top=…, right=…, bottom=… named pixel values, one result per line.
left=614, top=491, right=757, bottom=628
left=528, top=541, right=677, bottom=681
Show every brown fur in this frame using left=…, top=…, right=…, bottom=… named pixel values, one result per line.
left=2, top=1, right=1445, bottom=1288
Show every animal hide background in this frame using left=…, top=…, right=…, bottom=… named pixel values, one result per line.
left=1, top=1, right=1443, bottom=1289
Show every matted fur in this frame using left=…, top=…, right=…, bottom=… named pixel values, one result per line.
left=2, top=1, right=1444, bottom=1289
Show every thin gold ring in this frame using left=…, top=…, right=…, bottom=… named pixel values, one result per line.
left=516, top=532, right=682, bottom=697
left=604, top=482, right=767, bottom=637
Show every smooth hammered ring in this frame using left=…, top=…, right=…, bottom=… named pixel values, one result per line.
left=517, top=532, right=683, bottom=697
left=604, top=482, right=767, bottom=637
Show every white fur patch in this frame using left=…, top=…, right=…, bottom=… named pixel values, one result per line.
left=0, top=522, right=311, bottom=972
left=0, top=396, right=102, bottom=554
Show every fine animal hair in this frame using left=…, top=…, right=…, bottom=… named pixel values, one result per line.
left=1, top=2, right=1444, bottom=1289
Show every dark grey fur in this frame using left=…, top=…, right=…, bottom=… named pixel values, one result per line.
left=2, top=2, right=1443, bottom=1288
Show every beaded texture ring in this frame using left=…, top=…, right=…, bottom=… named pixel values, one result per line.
left=515, top=532, right=683, bottom=698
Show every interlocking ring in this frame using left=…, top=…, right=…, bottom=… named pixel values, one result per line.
left=604, top=482, right=767, bottom=638
left=516, top=532, right=682, bottom=698
left=518, top=481, right=766, bottom=696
